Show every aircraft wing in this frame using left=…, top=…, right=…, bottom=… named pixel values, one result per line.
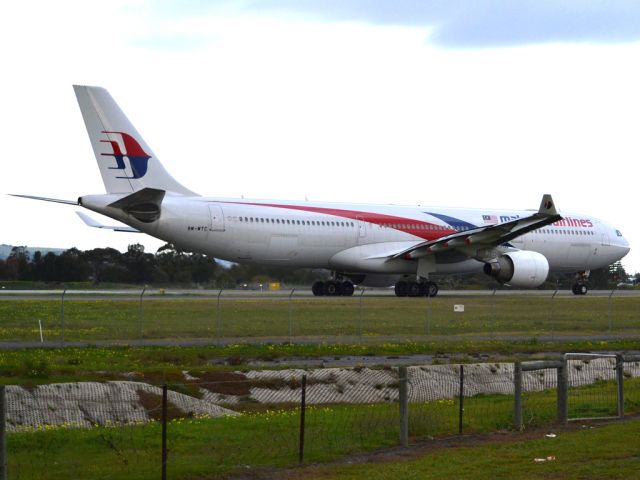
left=76, top=211, right=141, bottom=232
left=392, top=194, right=562, bottom=260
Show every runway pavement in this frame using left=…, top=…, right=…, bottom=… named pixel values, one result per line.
left=0, top=287, right=639, bottom=300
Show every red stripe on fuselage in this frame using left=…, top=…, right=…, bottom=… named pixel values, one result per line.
left=220, top=201, right=456, bottom=241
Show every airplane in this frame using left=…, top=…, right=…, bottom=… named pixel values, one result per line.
left=13, top=86, right=630, bottom=297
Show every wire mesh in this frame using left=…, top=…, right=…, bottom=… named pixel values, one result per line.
left=3, top=358, right=640, bottom=478
left=3, top=292, right=640, bottom=344
left=521, top=368, right=558, bottom=427
left=567, top=357, right=618, bottom=419
left=623, top=359, right=640, bottom=415
left=408, top=363, right=516, bottom=438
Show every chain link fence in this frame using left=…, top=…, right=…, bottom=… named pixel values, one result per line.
left=1, top=290, right=639, bottom=345
left=1, top=354, right=639, bottom=479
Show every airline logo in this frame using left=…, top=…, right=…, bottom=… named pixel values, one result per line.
left=100, top=131, right=151, bottom=179
left=553, top=217, right=593, bottom=228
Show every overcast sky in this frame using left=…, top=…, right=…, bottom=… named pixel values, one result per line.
left=2, top=1, right=639, bottom=274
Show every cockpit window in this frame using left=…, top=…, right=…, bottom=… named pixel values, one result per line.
left=616, top=230, right=623, bottom=237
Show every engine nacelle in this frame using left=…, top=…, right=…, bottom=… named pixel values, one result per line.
left=483, top=251, right=549, bottom=288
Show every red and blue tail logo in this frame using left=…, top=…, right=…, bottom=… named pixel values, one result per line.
left=100, top=131, right=151, bottom=179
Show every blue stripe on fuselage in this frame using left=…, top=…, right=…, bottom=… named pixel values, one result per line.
left=424, top=212, right=477, bottom=231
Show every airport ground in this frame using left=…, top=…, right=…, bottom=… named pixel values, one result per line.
left=1, top=290, right=638, bottom=479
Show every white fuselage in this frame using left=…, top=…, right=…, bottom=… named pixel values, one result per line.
left=81, top=194, right=630, bottom=278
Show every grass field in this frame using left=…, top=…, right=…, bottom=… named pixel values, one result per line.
left=1, top=293, right=638, bottom=478
left=286, top=419, right=640, bottom=480
left=0, top=294, right=638, bottom=343
left=6, top=377, right=640, bottom=480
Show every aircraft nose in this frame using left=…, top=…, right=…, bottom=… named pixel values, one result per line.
left=614, top=235, right=631, bottom=260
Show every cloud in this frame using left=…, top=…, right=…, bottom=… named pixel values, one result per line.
left=170, top=0, right=640, bottom=48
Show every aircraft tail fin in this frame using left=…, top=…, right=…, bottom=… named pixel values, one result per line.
left=73, top=85, right=197, bottom=196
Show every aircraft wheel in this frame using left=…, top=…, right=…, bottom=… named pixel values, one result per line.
left=341, top=281, right=355, bottom=296
left=408, top=281, right=422, bottom=297
left=394, top=281, right=408, bottom=297
left=572, top=284, right=588, bottom=295
left=427, top=282, right=438, bottom=297
left=325, top=280, right=342, bottom=296
left=312, top=281, right=325, bottom=296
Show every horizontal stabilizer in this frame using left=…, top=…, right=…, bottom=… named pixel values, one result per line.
left=10, top=194, right=78, bottom=205
left=76, top=211, right=140, bottom=232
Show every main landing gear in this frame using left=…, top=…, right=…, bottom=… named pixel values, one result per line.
left=312, top=280, right=355, bottom=296
left=394, top=280, right=438, bottom=297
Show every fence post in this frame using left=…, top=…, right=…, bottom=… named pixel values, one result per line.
left=216, top=289, right=223, bottom=345
left=458, top=365, right=464, bottom=434
left=514, top=362, right=523, bottom=431
left=288, top=288, right=296, bottom=343
left=425, top=293, right=431, bottom=336
left=298, top=375, right=307, bottom=463
left=490, top=288, right=497, bottom=338
left=60, top=288, right=67, bottom=346
left=358, top=289, right=365, bottom=342
left=557, top=357, right=568, bottom=425
left=548, top=288, right=558, bottom=340
left=162, top=384, right=168, bottom=480
left=616, top=354, right=624, bottom=418
left=0, top=386, right=6, bottom=480
left=139, top=286, right=147, bottom=344
left=608, top=287, right=617, bottom=332
left=399, top=366, right=408, bottom=447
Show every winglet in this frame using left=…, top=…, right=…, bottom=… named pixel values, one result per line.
left=538, top=194, right=558, bottom=216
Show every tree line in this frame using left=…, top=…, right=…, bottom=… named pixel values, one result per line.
left=0, top=244, right=323, bottom=288
left=0, top=244, right=632, bottom=289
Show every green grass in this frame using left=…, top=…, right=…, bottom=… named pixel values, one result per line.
left=0, top=295, right=639, bottom=343
left=6, top=404, right=398, bottom=479
left=6, top=377, right=640, bottom=480
left=291, top=419, right=640, bottom=480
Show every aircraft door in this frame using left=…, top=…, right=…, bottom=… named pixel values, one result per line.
left=208, top=204, right=225, bottom=232
left=356, top=215, right=366, bottom=242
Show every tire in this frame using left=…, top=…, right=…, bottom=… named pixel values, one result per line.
left=408, top=282, right=421, bottom=297
left=394, top=281, right=408, bottom=297
left=325, top=280, right=342, bottom=296
left=341, top=281, right=355, bottom=296
left=572, top=284, right=588, bottom=295
left=427, top=282, right=438, bottom=297
left=312, top=281, right=325, bottom=296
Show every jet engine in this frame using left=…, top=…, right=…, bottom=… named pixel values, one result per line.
left=483, top=251, right=549, bottom=288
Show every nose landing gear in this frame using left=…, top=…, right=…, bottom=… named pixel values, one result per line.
left=571, top=271, right=590, bottom=296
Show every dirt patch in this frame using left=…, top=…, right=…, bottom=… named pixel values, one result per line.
left=136, top=389, right=186, bottom=421
left=194, top=371, right=252, bottom=395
